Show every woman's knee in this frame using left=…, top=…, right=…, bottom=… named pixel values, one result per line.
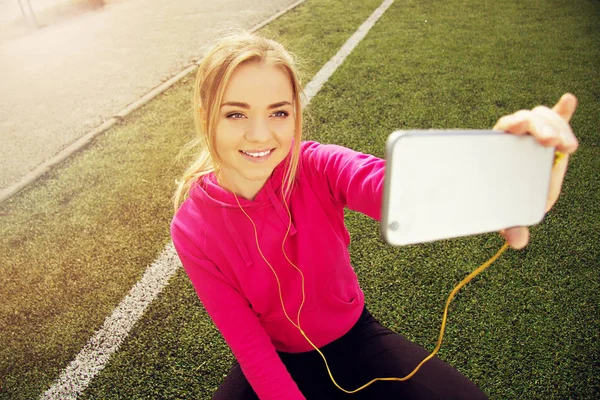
left=212, top=363, right=259, bottom=400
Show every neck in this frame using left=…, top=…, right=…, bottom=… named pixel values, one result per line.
left=216, top=172, right=266, bottom=201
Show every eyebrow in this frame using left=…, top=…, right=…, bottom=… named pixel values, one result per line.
left=220, top=101, right=292, bottom=109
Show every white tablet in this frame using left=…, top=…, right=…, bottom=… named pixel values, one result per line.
left=381, top=130, right=554, bottom=246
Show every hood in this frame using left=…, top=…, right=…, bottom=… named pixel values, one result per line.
left=188, top=157, right=297, bottom=267
left=191, top=158, right=286, bottom=209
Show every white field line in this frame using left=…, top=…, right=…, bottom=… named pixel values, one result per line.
left=41, top=244, right=181, bottom=399
left=40, top=1, right=394, bottom=398
left=303, top=0, right=394, bottom=105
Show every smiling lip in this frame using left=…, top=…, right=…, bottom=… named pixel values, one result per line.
left=239, top=148, right=275, bottom=162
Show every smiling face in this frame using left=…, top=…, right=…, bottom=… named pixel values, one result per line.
left=214, top=61, right=296, bottom=200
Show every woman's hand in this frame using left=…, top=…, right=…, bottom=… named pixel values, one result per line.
left=492, top=93, right=579, bottom=249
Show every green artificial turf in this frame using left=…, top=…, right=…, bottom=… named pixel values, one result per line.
left=1, top=0, right=598, bottom=398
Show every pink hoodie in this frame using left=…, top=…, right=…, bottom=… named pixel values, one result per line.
left=171, top=141, right=385, bottom=399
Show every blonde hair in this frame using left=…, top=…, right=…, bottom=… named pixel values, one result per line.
left=173, top=33, right=304, bottom=211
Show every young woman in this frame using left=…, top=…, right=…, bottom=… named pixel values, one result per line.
left=171, top=33, right=578, bottom=400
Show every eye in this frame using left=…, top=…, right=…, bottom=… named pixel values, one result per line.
left=226, top=112, right=246, bottom=119
left=272, top=110, right=289, bottom=118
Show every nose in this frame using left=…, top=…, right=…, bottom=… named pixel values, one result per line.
left=245, top=117, right=271, bottom=143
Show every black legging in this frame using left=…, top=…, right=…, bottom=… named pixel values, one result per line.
left=213, top=307, right=488, bottom=399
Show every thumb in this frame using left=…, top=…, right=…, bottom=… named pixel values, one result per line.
left=552, top=93, right=578, bottom=123
left=500, top=227, right=530, bottom=250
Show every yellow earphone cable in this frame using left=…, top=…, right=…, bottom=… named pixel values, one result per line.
left=232, top=193, right=307, bottom=331
left=231, top=150, right=565, bottom=394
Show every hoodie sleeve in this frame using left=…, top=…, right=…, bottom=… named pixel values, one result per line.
left=171, top=223, right=305, bottom=400
left=302, top=141, right=385, bottom=221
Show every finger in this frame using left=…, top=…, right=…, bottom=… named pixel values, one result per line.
left=493, top=110, right=533, bottom=135
left=499, top=226, right=530, bottom=250
left=530, top=106, right=579, bottom=153
left=552, top=93, right=578, bottom=123
left=497, top=107, right=564, bottom=149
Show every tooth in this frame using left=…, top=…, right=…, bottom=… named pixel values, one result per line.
left=244, top=150, right=270, bottom=157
